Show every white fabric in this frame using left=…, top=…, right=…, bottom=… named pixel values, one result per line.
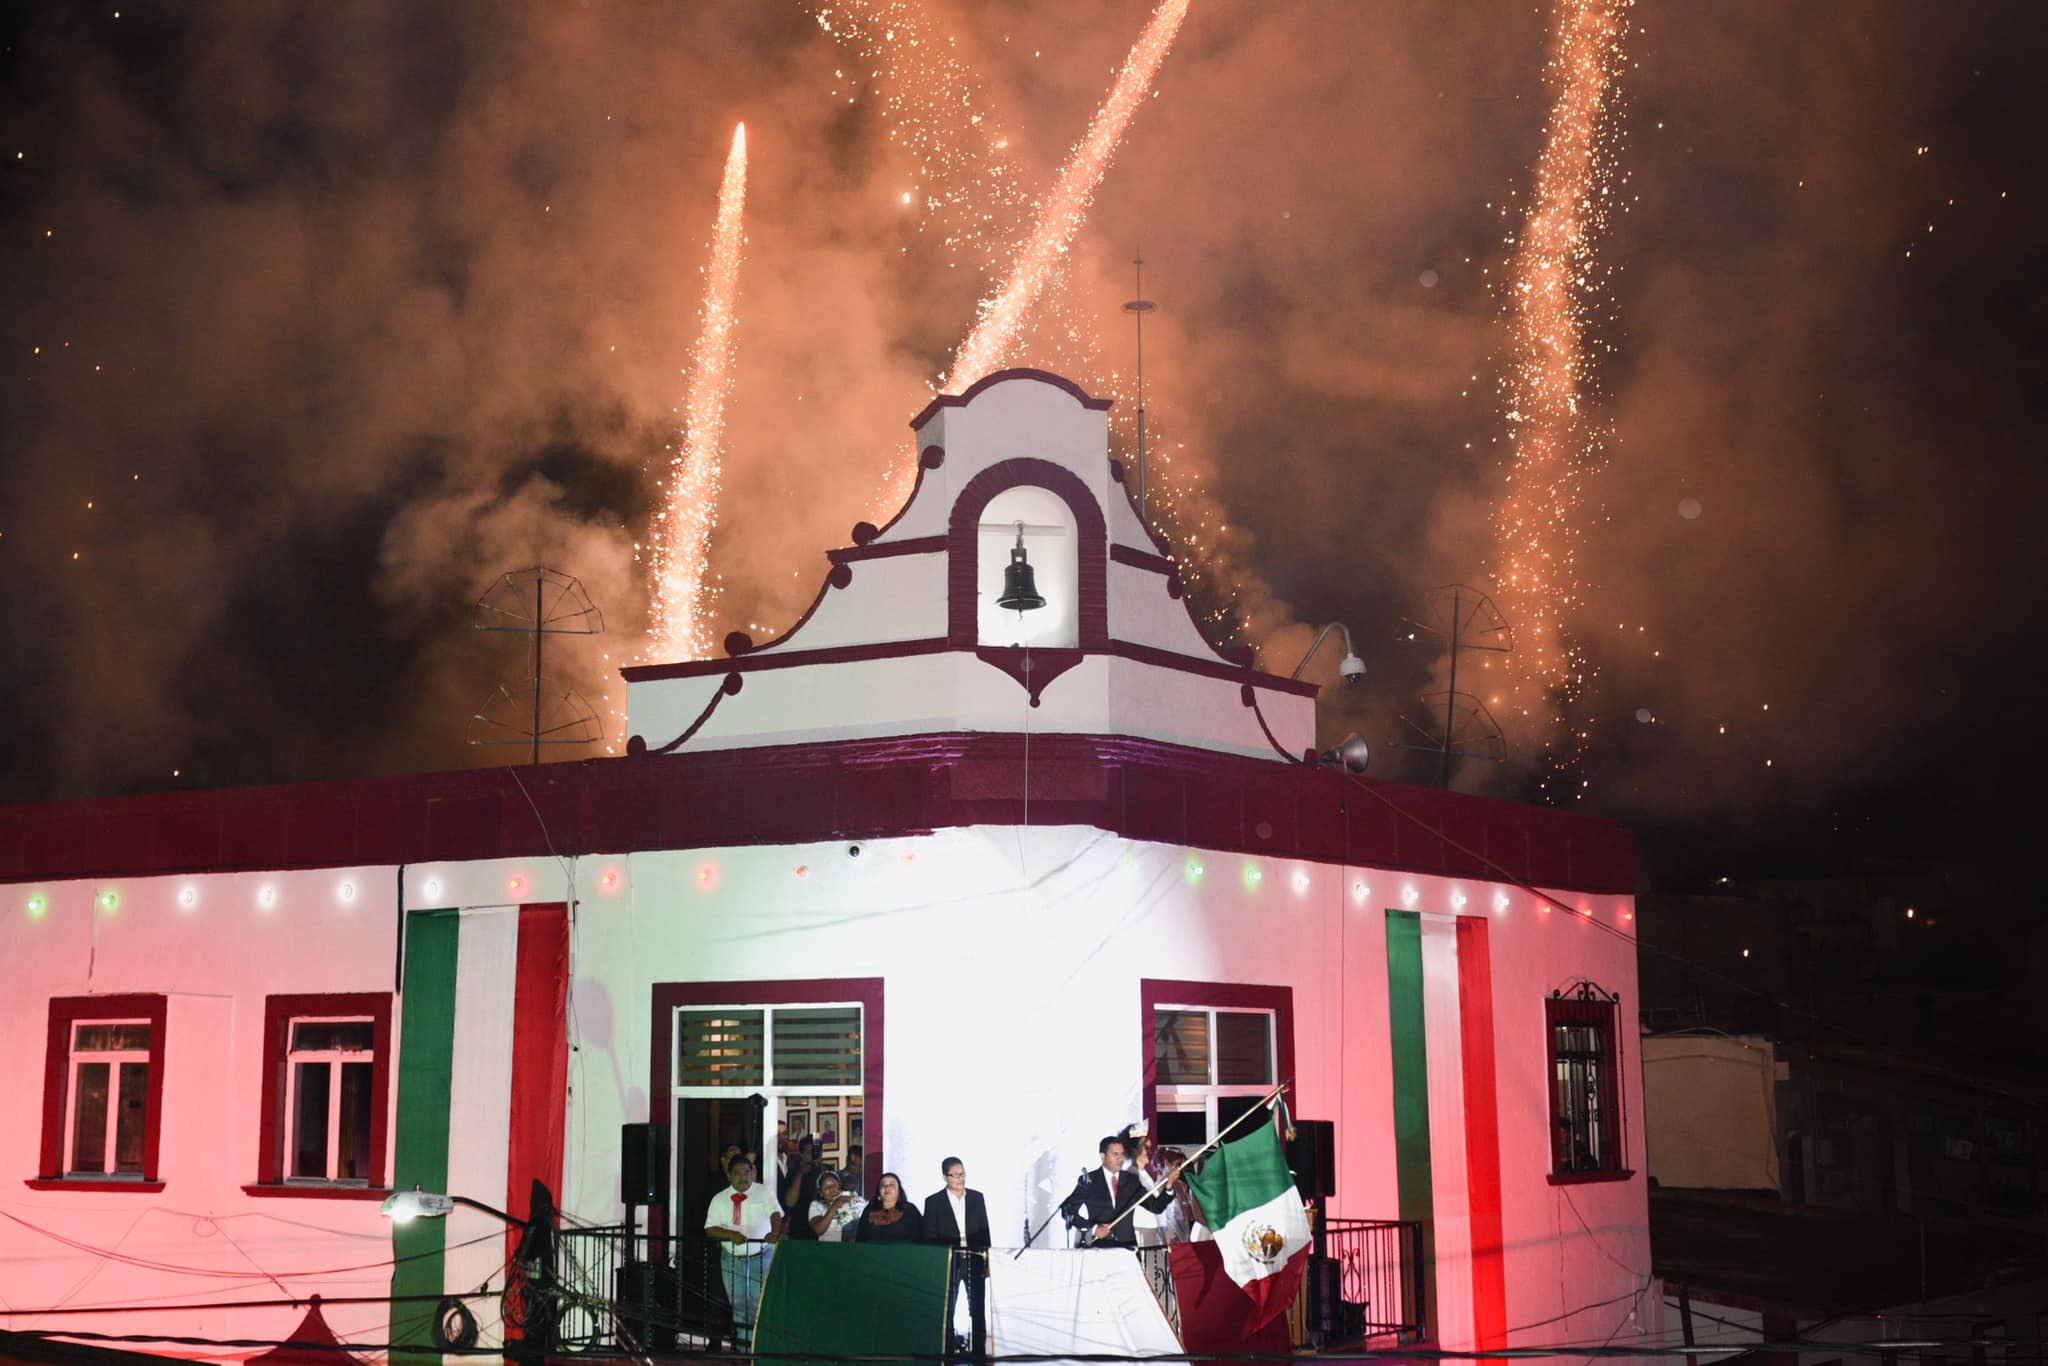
left=947, top=1186, right=969, bottom=1246
left=1213, top=1184, right=1311, bottom=1287
left=1421, top=914, right=1476, bottom=1351
left=809, top=1193, right=866, bottom=1242
left=989, top=1248, right=1181, bottom=1364
left=706, top=1183, right=779, bottom=1254
left=446, top=907, right=520, bottom=1351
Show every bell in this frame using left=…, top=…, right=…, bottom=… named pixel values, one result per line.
left=997, top=524, right=1045, bottom=612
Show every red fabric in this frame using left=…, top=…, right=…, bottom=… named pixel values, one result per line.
left=505, top=902, right=569, bottom=1337
left=1170, top=1241, right=1297, bottom=1360
left=1456, top=916, right=1509, bottom=1351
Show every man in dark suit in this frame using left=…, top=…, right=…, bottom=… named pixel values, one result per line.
left=1061, top=1135, right=1170, bottom=1248
left=921, top=1156, right=991, bottom=1362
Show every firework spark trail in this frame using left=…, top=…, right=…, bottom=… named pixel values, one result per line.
left=649, top=121, right=748, bottom=664
left=1489, top=0, right=1633, bottom=786
left=942, top=0, right=1189, bottom=394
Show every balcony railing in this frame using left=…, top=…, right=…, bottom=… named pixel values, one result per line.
left=540, top=1220, right=1425, bottom=1353
left=1315, top=1217, right=1428, bottom=1345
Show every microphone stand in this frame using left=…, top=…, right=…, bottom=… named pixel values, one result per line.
left=1015, top=1171, right=1091, bottom=1260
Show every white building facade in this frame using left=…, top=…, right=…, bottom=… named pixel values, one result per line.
left=1, top=370, right=1651, bottom=1358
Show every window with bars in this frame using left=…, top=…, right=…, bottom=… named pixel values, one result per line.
left=67, top=1021, right=151, bottom=1177
left=1547, top=989, right=1627, bottom=1178
left=1151, top=1006, right=1275, bottom=1149
left=284, top=1019, right=376, bottom=1182
left=675, top=1005, right=862, bottom=1090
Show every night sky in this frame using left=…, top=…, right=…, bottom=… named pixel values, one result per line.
left=2, top=2, right=2043, bottom=888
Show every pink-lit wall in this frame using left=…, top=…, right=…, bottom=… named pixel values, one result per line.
left=0, top=866, right=403, bottom=1349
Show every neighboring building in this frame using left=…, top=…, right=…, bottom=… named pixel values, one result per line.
left=1641, top=896, right=2048, bottom=1351
left=1, top=370, right=1651, bottom=1357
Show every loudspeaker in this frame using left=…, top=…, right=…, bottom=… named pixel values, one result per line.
left=615, top=1261, right=678, bottom=1351
left=621, top=1122, right=670, bottom=1206
left=1287, top=1119, right=1336, bottom=1200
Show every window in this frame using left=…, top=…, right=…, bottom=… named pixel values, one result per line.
left=1154, top=1006, right=1277, bottom=1147
left=675, top=1004, right=862, bottom=1092
left=1547, top=986, right=1628, bottom=1180
left=68, top=1021, right=151, bottom=1176
left=653, top=979, right=885, bottom=1234
left=286, top=1019, right=376, bottom=1181
left=253, top=994, right=393, bottom=1193
left=35, top=996, right=168, bottom=1188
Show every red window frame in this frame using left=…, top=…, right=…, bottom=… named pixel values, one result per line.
left=31, top=995, right=169, bottom=1191
left=1545, top=990, right=1631, bottom=1184
left=248, top=993, right=394, bottom=1197
left=1139, top=979, right=1297, bottom=1142
left=649, top=978, right=885, bottom=1242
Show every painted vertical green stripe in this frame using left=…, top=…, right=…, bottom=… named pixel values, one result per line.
left=1385, top=910, right=1433, bottom=1225
left=389, top=909, right=460, bottom=1347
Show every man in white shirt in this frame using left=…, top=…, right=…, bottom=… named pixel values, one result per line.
left=704, top=1154, right=783, bottom=1346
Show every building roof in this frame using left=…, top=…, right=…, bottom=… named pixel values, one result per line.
left=0, top=731, right=1630, bottom=892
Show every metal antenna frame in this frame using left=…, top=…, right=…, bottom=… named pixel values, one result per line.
left=1397, top=584, right=1511, bottom=788
left=471, top=566, right=605, bottom=765
left=1122, top=250, right=1156, bottom=524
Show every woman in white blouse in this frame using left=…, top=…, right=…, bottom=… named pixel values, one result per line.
left=808, top=1169, right=866, bottom=1242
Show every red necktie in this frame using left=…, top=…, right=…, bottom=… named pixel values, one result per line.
left=1111, top=1172, right=1120, bottom=1200
left=731, top=1192, right=745, bottom=1229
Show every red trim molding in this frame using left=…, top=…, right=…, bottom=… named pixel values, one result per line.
left=828, top=535, right=948, bottom=565
left=24, top=1179, right=167, bottom=1193
left=1137, top=980, right=1297, bottom=1141
left=910, top=368, right=1113, bottom=430
left=624, top=635, right=1318, bottom=706
left=241, top=1183, right=393, bottom=1200
left=1110, top=544, right=1176, bottom=575
left=648, top=977, right=885, bottom=1241
left=254, top=992, right=394, bottom=1188
left=0, top=734, right=1635, bottom=894
left=39, top=994, right=169, bottom=1183
left=948, top=457, right=1109, bottom=648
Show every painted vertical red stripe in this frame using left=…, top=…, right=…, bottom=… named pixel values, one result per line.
left=506, top=902, right=570, bottom=1308
left=1456, top=917, right=1508, bottom=1350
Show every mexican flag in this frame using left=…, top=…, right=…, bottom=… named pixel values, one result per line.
left=1183, top=1115, right=1312, bottom=1330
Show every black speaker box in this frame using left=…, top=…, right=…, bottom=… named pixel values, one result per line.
left=1287, top=1119, right=1336, bottom=1200
left=615, top=1261, right=678, bottom=1351
left=621, top=1121, right=670, bottom=1205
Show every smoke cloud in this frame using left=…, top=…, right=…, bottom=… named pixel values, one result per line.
left=1, top=1, right=2041, bottom=850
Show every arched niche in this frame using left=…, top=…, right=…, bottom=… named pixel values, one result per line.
left=947, top=457, right=1108, bottom=650
left=976, top=484, right=1080, bottom=648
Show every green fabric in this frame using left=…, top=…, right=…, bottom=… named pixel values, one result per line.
left=1185, top=1113, right=1289, bottom=1226
left=1385, top=910, right=1434, bottom=1226
left=754, top=1241, right=955, bottom=1366
left=387, top=909, right=460, bottom=1347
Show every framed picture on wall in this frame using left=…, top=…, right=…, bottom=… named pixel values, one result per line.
left=786, top=1108, right=809, bottom=1139
left=850, top=1116, right=863, bottom=1147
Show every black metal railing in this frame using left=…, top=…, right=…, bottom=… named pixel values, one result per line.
left=1316, top=1218, right=1427, bottom=1345
left=554, top=1226, right=764, bottom=1353
left=547, top=1220, right=1422, bottom=1353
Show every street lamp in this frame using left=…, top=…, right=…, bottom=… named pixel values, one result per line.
left=381, top=1180, right=558, bottom=1357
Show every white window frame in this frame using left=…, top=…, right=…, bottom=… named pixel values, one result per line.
left=670, top=1002, right=865, bottom=1135
left=1153, top=1004, right=1277, bottom=1148
left=282, top=1016, right=375, bottom=1184
left=65, top=1019, right=150, bottom=1177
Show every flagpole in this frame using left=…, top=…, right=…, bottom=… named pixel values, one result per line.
left=1089, top=1078, right=1293, bottom=1245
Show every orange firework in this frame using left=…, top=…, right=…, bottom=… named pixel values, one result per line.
left=650, top=121, right=748, bottom=664
left=942, top=0, right=1189, bottom=394
left=1489, top=0, right=1633, bottom=789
